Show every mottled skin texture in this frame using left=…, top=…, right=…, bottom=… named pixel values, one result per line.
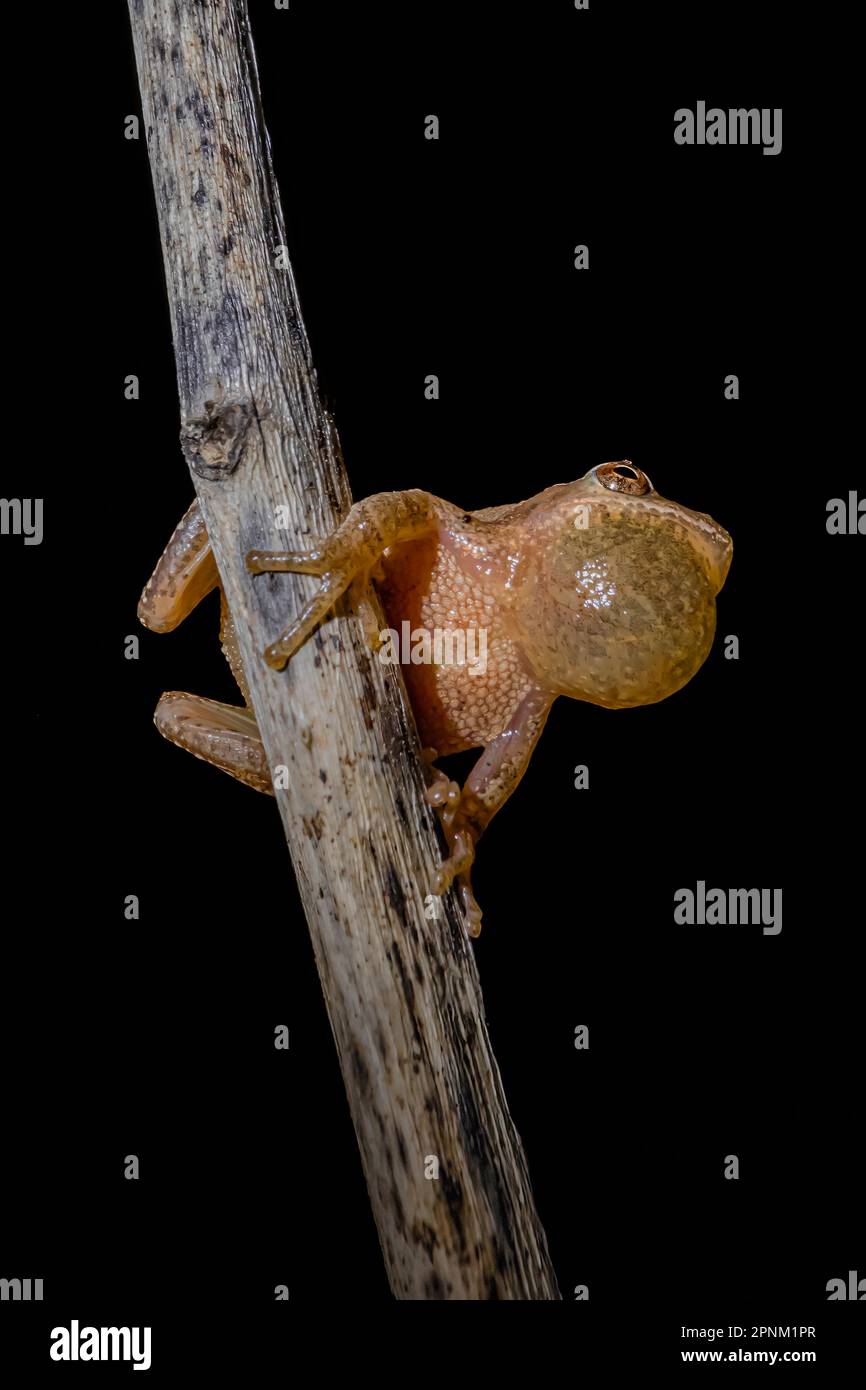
left=139, top=461, right=732, bottom=936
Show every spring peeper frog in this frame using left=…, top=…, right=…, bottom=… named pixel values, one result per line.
left=139, top=460, right=731, bottom=936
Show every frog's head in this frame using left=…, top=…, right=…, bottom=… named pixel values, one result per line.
left=511, top=461, right=732, bottom=709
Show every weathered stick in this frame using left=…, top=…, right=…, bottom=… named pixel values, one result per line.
left=127, top=0, right=560, bottom=1299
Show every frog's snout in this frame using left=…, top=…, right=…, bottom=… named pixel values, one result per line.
left=682, top=505, right=732, bottom=594
left=704, top=518, right=733, bottom=594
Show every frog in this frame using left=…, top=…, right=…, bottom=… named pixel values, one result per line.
left=139, top=460, right=732, bottom=936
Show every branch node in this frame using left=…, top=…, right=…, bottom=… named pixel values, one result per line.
left=182, top=396, right=255, bottom=480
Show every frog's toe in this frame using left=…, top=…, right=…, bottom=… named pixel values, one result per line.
left=352, top=586, right=384, bottom=653
left=431, top=842, right=483, bottom=938
left=432, top=827, right=475, bottom=895
left=245, top=546, right=328, bottom=576
left=422, top=750, right=462, bottom=818
left=425, top=775, right=461, bottom=814
left=259, top=566, right=352, bottom=668
left=457, top=874, right=483, bottom=938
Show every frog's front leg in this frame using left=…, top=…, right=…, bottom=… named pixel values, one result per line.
left=245, top=489, right=438, bottom=669
left=429, top=688, right=554, bottom=937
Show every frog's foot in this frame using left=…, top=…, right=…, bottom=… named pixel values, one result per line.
left=455, top=871, right=484, bottom=939
left=154, top=692, right=274, bottom=795
left=431, top=812, right=484, bottom=938
left=432, top=824, right=474, bottom=893
left=245, top=563, right=352, bottom=670
left=433, top=834, right=483, bottom=938
left=422, top=752, right=461, bottom=822
left=245, top=490, right=437, bottom=670
left=420, top=752, right=482, bottom=933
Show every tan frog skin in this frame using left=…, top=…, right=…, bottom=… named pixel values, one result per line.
left=139, top=461, right=732, bottom=935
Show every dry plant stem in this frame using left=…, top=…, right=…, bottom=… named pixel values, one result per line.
left=127, top=0, right=560, bottom=1299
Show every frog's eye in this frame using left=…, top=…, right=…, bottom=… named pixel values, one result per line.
left=596, top=460, right=652, bottom=495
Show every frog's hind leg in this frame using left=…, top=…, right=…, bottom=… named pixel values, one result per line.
left=426, top=689, right=554, bottom=938
left=154, top=693, right=274, bottom=795
left=245, top=489, right=438, bottom=669
left=140, top=498, right=267, bottom=791
left=138, top=497, right=219, bottom=633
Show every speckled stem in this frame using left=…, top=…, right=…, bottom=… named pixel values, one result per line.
left=127, top=0, right=560, bottom=1299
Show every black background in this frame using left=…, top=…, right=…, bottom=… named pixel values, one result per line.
left=1, top=0, right=862, bottom=1373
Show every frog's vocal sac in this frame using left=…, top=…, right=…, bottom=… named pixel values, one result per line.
left=139, top=460, right=732, bottom=937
